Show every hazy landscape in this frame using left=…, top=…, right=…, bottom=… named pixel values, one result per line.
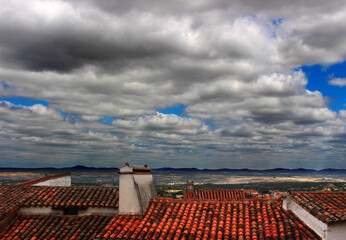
left=1, top=167, right=345, bottom=196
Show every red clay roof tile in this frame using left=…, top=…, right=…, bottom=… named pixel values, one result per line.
left=22, top=186, right=119, bottom=209
left=1, top=183, right=327, bottom=240
left=0, top=184, right=119, bottom=221
left=291, top=192, right=346, bottom=224
left=95, top=198, right=320, bottom=239
left=0, top=215, right=112, bottom=239
left=184, top=189, right=253, bottom=200
left=0, top=185, right=34, bottom=220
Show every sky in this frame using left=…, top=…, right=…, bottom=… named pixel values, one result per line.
left=0, top=0, right=345, bottom=169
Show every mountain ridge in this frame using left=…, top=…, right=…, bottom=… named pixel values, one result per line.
left=0, top=165, right=345, bottom=174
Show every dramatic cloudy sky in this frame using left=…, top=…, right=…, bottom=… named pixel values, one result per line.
left=1, top=0, right=345, bottom=169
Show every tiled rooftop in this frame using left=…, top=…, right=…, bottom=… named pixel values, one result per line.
left=17, top=172, right=71, bottom=186
left=0, top=185, right=34, bottom=220
left=0, top=185, right=119, bottom=221
left=184, top=189, right=252, bottom=200
left=1, top=185, right=325, bottom=240
left=291, top=192, right=346, bottom=224
left=0, top=215, right=112, bottom=240
left=0, top=196, right=325, bottom=240
left=22, top=186, right=119, bottom=208
left=97, top=198, right=321, bottom=239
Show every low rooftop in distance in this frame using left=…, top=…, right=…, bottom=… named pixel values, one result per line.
left=183, top=189, right=254, bottom=200
left=17, top=172, right=71, bottom=186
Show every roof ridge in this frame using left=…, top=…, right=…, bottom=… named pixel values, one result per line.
left=150, top=197, right=278, bottom=203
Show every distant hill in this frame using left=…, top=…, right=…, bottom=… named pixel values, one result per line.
left=60, top=165, right=119, bottom=172
left=0, top=165, right=118, bottom=172
left=154, top=167, right=346, bottom=174
left=153, top=167, right=200, bottom=172
left=0, top=165, right=345, bottom=174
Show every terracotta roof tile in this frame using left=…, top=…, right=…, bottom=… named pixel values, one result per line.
left=0, top=185, right=34, bottom=220
left=184, top=189, right=252, bottom=200
left=21, top=186, right=119, bottom=209
left=96, top=198, right=320, bottom=239
left=17, top=172, right=71, bottom=186
left=0, top=215, right=112, bottom=240
left=1, top=184, right=325, bottom=239
left=0, top=184, right=119, bottom=221
left=291, top=192, right=346, bottom=224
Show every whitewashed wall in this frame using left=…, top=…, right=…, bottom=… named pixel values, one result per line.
left=328, top=223, right=346, bottom=240
left=32, top=175, right=71, bottom=186
left=118, top=166, right=157, bottom=215
left=119, top=174, right=142, bottom=214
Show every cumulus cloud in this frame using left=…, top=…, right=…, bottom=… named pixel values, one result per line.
left=113, top=112, right=208, bottom=139
left=0, top=0, right=345, bottom=168
left=329, top=78, right=346, bottom=87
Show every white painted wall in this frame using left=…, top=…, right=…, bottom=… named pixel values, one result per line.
left=118, top=165, right=157, bottom=214
left=133, top=174, right=157, bottom=211
left=119, top=174, right=142, bottom=214
left=19, top=207, right=64, bottom=216
left=20, top=206, right=117, bottom=216
left=119, top=166, right=133, bottom=173
left=78, top=207, right=118, bottom=216
left=32, top=175, right=71, bottom=186
left=328, top=223, right=346, bottom=240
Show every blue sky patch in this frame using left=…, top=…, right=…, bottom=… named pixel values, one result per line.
left=157, top=104, right=187, bottom=117
left=300, top=61, right=346, bottom=112
left=100, top=116, right=115, bottom=124
left=271, top=18, right=283, bottom=38
left=1, top=81, right=10, bottom=89
left=272, top=18, right=283, bottom=27
left=0, top=97, right=49, bottom=107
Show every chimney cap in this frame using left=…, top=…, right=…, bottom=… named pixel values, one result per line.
left=118, top=164, right=152, bottom=174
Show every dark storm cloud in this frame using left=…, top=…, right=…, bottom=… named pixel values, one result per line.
left=0, top=15, right=179, bottom=72
left=77, top=0, right=342, bottom=17
left=219, top=128, right=255, bottom=137
left=0, top=0, right=346, bottom=168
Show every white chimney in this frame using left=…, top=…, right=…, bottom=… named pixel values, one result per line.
left=186, top=180, right=194, bottom=190
left=118, top=163, right=157, bottom=214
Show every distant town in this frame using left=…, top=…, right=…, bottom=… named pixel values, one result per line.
left=1, top=166, right=345, bottom=199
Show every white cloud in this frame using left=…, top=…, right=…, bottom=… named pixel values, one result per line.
left=340, top=110, right=346, bottom=119
left=113, top=112, right=208, bottom=136
left=0, top=0, right=345, bottom=168
left=329, top=78, right=346, bottom=87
